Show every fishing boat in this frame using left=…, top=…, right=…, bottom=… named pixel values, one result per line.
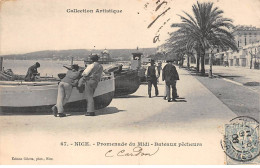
left=0, top=74, right=115, bottom=113
left=0, top=69, right=24, bottom=81
left=104, top=64, right=140, bottom=97
left=0, top=69, right=58, bottom=81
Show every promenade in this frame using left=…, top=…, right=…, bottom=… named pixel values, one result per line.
left=191, top=64, right=260, bottom=92
left=0, top=68, right=258, bottom=164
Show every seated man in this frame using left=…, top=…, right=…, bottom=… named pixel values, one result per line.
left=25, top=62, right=40, bottom=81
left=52, top=64, right=81, bottom=117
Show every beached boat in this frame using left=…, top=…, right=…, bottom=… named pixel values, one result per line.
left=104, top=64, right=140, bottom=97
left=0, top=69, right=58, bottom=81
left=0, top=74, right=115, bottom=113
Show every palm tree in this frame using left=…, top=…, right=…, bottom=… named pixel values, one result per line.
left=164, top=30, right=198, bottom=69
left=168, top=1, right=238, bottom=75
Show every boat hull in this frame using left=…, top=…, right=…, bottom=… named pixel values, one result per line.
left=138, top=68, right=147, bottom=82
left=114, top=70, right=140, bottom=97
left=0, top=76, right=115, bottom=113
left=0, top=91, right=114, bottom=113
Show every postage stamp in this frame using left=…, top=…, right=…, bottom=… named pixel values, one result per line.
left=222, top=116, right=260, bottom=164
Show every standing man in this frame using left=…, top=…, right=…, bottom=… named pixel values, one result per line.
left=52, top=64, right=81, bottom=117
left=146, top=59, right=159, bottom=98
left=162, top=59, right=179, bottom=102
left=81, top=54, right=103, bottom=116
left=25, top=62, right=40, bottom=81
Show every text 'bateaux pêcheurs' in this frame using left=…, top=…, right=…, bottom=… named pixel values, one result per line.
left=66, top=9, right=123, bottom=14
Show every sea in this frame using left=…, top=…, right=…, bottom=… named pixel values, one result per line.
left=2, top=60, right=124, bottom=78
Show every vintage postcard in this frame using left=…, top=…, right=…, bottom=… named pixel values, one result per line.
left=0, top=0, right=259, bottom=165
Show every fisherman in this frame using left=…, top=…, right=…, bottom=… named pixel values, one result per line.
left=24, top=62, right=40, bottom=81
left=52, top=64, right=81, bottom=117
left=162, top=59, right=179, bottom=102
left=146, top=59, right=159, bottom=98
left=80, top=54, right=103, bottom=116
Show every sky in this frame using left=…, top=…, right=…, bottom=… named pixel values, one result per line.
left=0, top=0, right=260, bottom=55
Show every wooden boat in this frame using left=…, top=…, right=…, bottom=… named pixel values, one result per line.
left=114, top=69, right=140, bottom=97
left=104, top=64, right=140, bottom=97
left=0, top=69, right=58, bottom=81
left=0, top=69, right=24, bottom=81
left=0, top=74, right=115, bottom=113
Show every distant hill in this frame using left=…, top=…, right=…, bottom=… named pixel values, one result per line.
left=1, top=48, right=157, bottom=61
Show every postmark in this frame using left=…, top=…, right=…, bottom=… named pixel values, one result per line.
left=221, top=116, right=260, bottom=162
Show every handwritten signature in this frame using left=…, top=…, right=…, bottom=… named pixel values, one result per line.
left=105, top=146, right=159, bottom=157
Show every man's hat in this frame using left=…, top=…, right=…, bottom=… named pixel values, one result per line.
left=35, top=62, right=40, bottom=67
left=90, top=54, right=99, bottom=61
left=166, top=59, right=174, bottom=63
left=150, top=59, right=155, bottom=63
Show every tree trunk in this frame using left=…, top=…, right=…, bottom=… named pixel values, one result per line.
left=187, top=54, right=190, bottom=69
left=201, top=50, right=205, bottom=75
left=250, top=52, right=253, bottom=69
left=195, top=47, right=200, bottom=72
left=196, top=55, right=200, bottom=72
left=208, top=52, right=213, bottom=78
left=181, top=56, right=184, bottom=67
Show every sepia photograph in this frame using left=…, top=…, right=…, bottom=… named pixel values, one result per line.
left=0, top=0, right=259, bottom=165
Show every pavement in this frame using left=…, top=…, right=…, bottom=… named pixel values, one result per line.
left=191, top=64, right=260, bottom=93
left=0, top=67, right=258, bottom=165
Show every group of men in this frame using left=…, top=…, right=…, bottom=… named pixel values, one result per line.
left=52, top=54, right=103, bottom=117
left=25, top=57, right=179, bottom=117
left=25, top=55, right=103, bottom=117
left=146, top=59, right=179, bottom=102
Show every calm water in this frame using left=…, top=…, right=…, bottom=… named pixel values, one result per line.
left=2, top=60, right=115, bottom=77
left=2, top=60, right=84, bottom=77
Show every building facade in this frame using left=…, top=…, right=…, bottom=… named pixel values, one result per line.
left=215, top=42, right=259, bottom=69
left=233, top=25, right=260, bottom=47
left=85, top=49, right=113, bottom=63
left=214, top=25, right=260, bottom=69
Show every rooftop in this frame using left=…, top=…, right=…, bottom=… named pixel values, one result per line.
left=234, top=25, right=260, bottom=31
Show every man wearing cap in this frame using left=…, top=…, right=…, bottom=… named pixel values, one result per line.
left=52, top=64, right=81, bottom=117
left=25, top=62, right=40, bottom=81
left=80, top=54, right=103, bottom=116
left=146, top=59, right=159, bottom=98
left=162, top=59, right=179, bottom=102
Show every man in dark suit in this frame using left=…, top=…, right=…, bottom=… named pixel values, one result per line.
left=146, top=59, right=159, bottom=98
left=162, top=59, right=179, bottom=102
